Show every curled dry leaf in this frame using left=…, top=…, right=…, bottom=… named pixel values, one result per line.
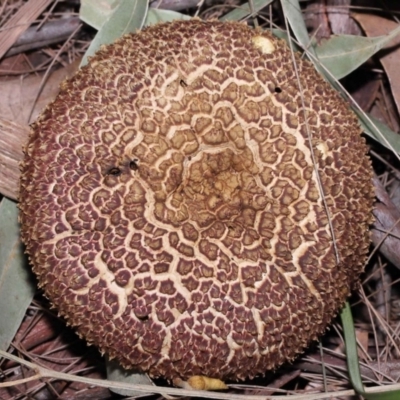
left=352, top=13, right=400, bottom=117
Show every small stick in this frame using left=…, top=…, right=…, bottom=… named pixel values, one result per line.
left=5, top=17, right=81, bottom=58
left=0, top=0, right=53, bottom=60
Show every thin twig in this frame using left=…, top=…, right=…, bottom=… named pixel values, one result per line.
left=5, top=16, right=81, bottom=58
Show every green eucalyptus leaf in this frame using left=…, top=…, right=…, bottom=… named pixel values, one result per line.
left=272, top=28, right=302, bottom=52
left=316, top=26, right=400, bottom=80
left=271, top=28, right=289, bottom=41
left=144, top=8, right=190, bottom=26
left=354, top=110, right=400, bottom=155
left=220, top=0, right=273, bottom=21
left=0, top=197, right=36, bottom=351
left=280, top=0, right=316, bottom=57
left=341, top=302, right=400, bottom=400
left=81, top=0, right=149, bottom=67
left=80, top=0, right=118, bottom=30
left=279, top=1, right=344, bottom=91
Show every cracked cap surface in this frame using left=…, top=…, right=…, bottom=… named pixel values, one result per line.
left=19, top=19, right=374, bottom=381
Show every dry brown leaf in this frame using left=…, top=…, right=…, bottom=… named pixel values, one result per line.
left=371, top=176, right=400, bottom=270
left=304, top=0, right=361, bottom=41
left=349, top=73, right=380, bottom=112
left=352, top=13, right=400, bottom=117
left=0, top=118, right=28, bottom=200
left=0, top=60, right=80, bottom=199
left=355, top=329, right=369, bottom=361
left=0, top=0, right=53, bottom=60
left=0, top=59, right=80, bottom=125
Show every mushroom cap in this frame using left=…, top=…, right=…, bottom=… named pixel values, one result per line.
left=19, top=19, right=374, bottom=381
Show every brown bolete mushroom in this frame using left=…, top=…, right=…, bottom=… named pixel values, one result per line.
left=19, top=19, right=374, bottom=381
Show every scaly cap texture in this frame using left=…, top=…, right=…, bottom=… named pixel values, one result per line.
left=19, top=19, right=374, bottom=381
